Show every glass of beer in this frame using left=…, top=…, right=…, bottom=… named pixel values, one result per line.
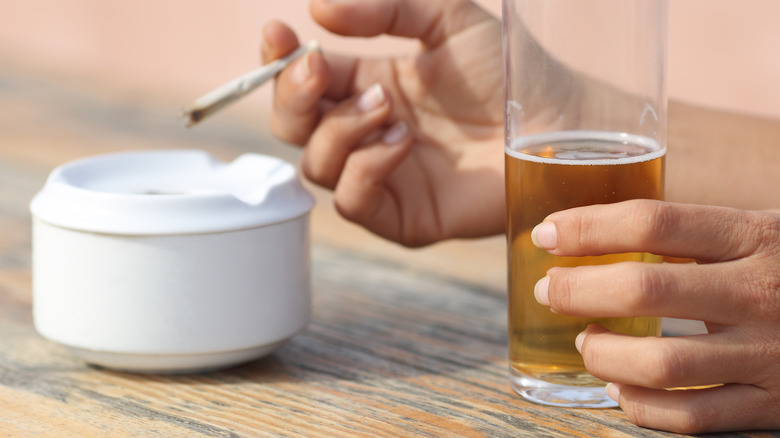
left=503, top=0, right=669, bottom=407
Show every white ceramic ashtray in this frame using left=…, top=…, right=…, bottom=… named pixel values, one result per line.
left=30, top=149, right=314, bottom=373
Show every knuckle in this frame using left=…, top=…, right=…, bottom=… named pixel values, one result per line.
left=626, top=398, right=709, bottom=435
left=548, top=270, right=577, bottom=313
left=579, top=339, right=607, bottom=380
left=624, top=397, right=652, bottom=430
left=635, top=199, right=677, bottom=245
left=270, top=116, right=309, bottom=146
left=671, top=407, right=714, bottom=435
left=341, top=153, right=373, bottom=186
left=645, top=343, right=686, bottom=388
left=300, top=155, right=337, bottom=190
left=754, top=212, right=780, bottom=252
left=620, top=382, right=718, bottom=435
left=628, top=264, right=669, bottom=312
left=726, top=210, right=767, bottom=258
left=717, top=209, right=777, bottom=261
left=743, top=269, right=780, bottom=319
left=333, top=196, right=362, bottom=225
left=572, top=213, right=588, bottom=251
left=738, top=214, right=780, bottom=317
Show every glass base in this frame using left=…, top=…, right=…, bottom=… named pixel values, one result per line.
left=510, top=369, right=618, bottom=408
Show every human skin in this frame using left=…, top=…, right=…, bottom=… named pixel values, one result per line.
left=532, top=200, right=780, bottom=433
left=263, top=0, right=505, bottom=247
left=263, top=0, right=780, bottom=432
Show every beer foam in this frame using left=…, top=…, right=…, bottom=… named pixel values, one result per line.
left=506, top=130, right=665, bottom=166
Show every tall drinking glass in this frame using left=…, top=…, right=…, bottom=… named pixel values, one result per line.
left=503, top=0, right=669, bottom=408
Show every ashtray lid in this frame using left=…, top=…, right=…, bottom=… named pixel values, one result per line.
left=30, top=149, right=315, bottom=235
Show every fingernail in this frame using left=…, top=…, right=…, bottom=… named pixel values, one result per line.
left=291, top=52, right=313, bottom=84
left=605, top=383, right=621, bottom=402
left=575, top=331, right=586, bottom=353
left=383, top=121, right=408, bottom=144
left=534, top=276, right=550, bottom=306
left=531, top=222, right=557, bottom=249
left=357, top=84, right=386, bottom=112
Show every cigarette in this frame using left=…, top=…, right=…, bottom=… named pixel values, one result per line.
left=183, top=40, right=321, bottom=127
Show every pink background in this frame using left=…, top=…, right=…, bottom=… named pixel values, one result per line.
left=3, top=0, right=780, bottom=122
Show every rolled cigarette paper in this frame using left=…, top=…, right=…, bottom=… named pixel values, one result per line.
left=183, top=40, right=321, bottom=127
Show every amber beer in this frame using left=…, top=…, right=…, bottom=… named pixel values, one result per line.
left=506, top=130, right=664, bottom=388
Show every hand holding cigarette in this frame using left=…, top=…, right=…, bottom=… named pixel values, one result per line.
left=182, top=40, right=321, bottom=127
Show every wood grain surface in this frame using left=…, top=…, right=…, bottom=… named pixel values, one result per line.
left=0, top=64, right=777, bottom=437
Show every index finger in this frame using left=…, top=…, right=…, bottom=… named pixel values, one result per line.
left=533, top=200, right=774, bottom=263
left=308, top=0, right=497, bottom=102
left=310, top=0, right=494, bottom=48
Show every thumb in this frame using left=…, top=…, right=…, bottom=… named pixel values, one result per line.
left=309, top=0, right=494, bottom=47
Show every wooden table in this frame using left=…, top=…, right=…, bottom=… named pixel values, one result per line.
left=1, top=67, right=778, bottom=438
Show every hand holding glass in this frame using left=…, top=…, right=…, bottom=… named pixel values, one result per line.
left=503, top=0, right=669, bottom=408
